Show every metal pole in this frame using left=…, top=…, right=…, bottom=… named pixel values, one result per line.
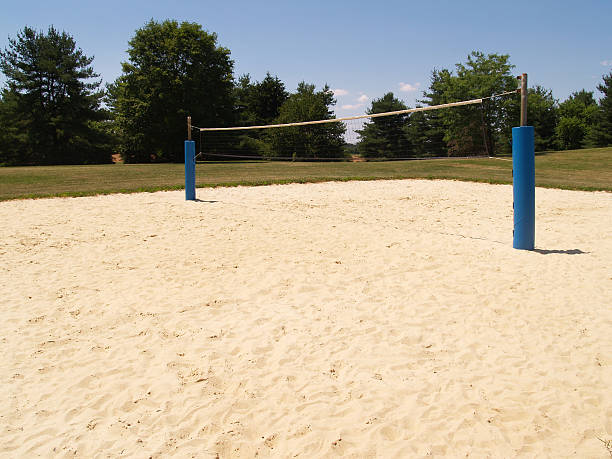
left=520, top=73, right=528, bottom=126
left=187, top=116, right=192, bottom=141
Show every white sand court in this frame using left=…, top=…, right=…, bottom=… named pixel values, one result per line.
left=1, top=179, right=610, bottom=457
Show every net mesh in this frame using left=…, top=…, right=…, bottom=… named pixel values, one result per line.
left=194, top=93, right=516, bottom=161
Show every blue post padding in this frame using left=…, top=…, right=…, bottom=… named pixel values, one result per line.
left=185, top=140, right=196, bottom=201
left=512, top=126, right=535, bottom=250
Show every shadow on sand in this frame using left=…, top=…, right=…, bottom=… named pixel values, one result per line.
left=532, top=248, right=588, bottom=255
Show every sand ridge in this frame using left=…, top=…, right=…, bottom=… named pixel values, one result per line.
left=1, top=179, right=611, bottom=457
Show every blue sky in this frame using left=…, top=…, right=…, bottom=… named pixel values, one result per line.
left=1, top=0, right=611, bottom=117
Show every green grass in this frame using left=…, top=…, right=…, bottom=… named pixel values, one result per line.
left=0, top=147, right=610, bottom=201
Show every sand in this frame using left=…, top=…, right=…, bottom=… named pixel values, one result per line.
left=1, top=179, right=611, bottom=458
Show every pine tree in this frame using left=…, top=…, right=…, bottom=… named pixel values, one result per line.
left=587, top=72, right=612, bottom=147
left=357, top=93, right=411, bottom=158
left=415, top=69, right=452, bottom=157
left=0, top=26, right=111, bottom=165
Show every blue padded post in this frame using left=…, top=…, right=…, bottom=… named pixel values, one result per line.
left=512, top=126, right=535, bottom=250
left=185, top=140, right=196, bottom=201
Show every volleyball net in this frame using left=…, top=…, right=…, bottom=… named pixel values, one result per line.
left=185, top=80, right=535, bottom=252
left=190, top=90, right=519, bottom=162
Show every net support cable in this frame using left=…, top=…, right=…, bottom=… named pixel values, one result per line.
left=193, top=90, right=518, bottom=132
left=200, top=98, right=483, bottom=132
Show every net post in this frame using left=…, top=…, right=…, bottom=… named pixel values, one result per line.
left=185, top=139, right=196, bottom=201
left=512, top=126, right=535, bottom=250
left=519, top=73, right=528, bottom=126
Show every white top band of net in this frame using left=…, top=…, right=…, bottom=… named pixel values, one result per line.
left=199, top=98, right=483, bottom=132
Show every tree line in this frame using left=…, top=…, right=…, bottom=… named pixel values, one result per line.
left=358, top=53, right=612, bottom=159
left=1, top=20, right=611, bottom=165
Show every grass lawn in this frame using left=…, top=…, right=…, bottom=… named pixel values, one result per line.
left=0, top=147, right=610, bottom=201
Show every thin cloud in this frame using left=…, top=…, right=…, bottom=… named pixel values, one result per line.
left=601, top=60, right=612, bottom=66
left=341, top=103, right=364, bottom=110
left=399, top=82, right=420, bottom=92
left=332, top=88, right=349, bottom=97
left=357, top=94, right=369, bottom=103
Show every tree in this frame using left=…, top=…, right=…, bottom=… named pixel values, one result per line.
left=449, top=52, right=517, bottom=155
left=229, top=72, right=289, bottom=158
left=234, top=74, right=256, bottom=125
left=412, top=69, right=453, bottom=157
left=556, top=90, right=598, bottom=150
left=404, top=108, right=453, bottom=158
left=0, top=91, right=24, bottom=165
left=234, top=72, right=288, bottom=125
left=418, top=52, right=517, bottom=156
left=556, top=117, right=585, bottom=150
left=109, top=20, right=234, bottom=163
left=586, top=72, right=612, bottom=147
left=357, top=92, right=411, bottom=158
left=527, top=86, right=558, bottom=151
left=266, top=82, right=346, bottom=159
left=250, top=73, right=289, bottom=124
left=0, top=26, right=111, bottom=165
